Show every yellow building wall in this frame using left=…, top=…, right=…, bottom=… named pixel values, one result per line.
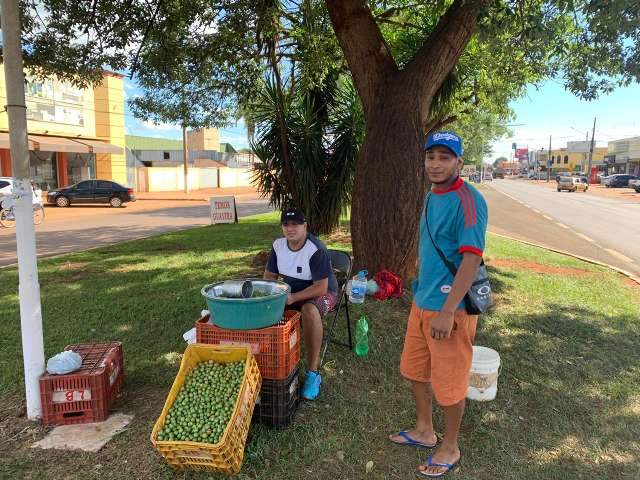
left=94, top=73, right=127, bottom=185
left=0, top=69, right=96, bottom=137
left=550, top=147, right=607, bottom=171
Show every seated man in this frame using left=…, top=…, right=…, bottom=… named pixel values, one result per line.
left=264, top=208, right=338, bottom=401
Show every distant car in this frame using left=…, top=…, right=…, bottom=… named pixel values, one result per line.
left=603, top=174, right=639, bottom=188
left=557, top=176, right=589, bottom=192
left=46, top=180, right=135, bottom=207
left=483, top=173, right=493, bottom=181
left=555, top=172, right=572, bottom=183
left=0, top=176, right=43, bottom=206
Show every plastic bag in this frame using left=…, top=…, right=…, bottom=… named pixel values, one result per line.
left=373, top=270, right=403, bottom=301
left=46, top=350, right=82, bottom=375
left=183, top=327, right=197, bottom=344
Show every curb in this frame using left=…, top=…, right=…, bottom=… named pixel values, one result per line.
left=489, top=231, right=640, bottom=286
left=136, top=197, right=209, bottom=202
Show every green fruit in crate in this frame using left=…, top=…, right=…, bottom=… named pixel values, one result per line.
left=157, top=361, right=245, bottom=444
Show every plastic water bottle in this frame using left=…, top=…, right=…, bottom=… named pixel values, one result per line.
left=349, top=270, right=368, bottom=304
left=355, top=315, right=369, bottom=356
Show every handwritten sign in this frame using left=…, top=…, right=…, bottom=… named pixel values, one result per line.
left=52, top=388, right=92, bottom=403
left=209, top=196, right=237, bottom=225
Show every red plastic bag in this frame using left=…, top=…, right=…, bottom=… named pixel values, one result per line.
left=372, top=270, right=403, bottom=301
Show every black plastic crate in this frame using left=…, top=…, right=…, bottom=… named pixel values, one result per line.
left=253, top=364, right=300, bottom=428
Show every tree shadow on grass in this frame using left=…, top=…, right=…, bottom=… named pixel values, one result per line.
left=463, top=304, right=640, bottom=479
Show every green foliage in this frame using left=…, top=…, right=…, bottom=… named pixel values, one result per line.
left=250, top=76, right=363, bottom=235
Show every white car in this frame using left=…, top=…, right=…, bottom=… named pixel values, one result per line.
left=0, top=177, right=43, bottom=208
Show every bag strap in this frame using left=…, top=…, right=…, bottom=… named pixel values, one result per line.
left=423, top=193, right=459, bottom=277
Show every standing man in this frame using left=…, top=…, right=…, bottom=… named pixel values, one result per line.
left=389, top=131, right=488, bottom=478
left=264, top=208, right=338, bottom=401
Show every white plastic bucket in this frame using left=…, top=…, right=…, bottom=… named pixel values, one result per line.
left=466, top=346, right=501, bottom=401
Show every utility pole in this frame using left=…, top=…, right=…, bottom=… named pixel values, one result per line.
left=1, top=0, right=45, bottom=419
left=587, top=117, right=596, bottom=183
left=547, top=135, right=552, bottom=182
left=182, top=125, right=189, bottom=193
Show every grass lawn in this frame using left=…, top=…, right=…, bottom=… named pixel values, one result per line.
left=1, top=213, right=639, bottom=479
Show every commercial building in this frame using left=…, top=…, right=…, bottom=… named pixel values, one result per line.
left=0, top=70, right=126, bottom=189
left=604, top=136, right=640, bottom=175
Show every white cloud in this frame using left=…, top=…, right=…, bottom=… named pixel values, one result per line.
left=142, top=120, right=180, bottom=131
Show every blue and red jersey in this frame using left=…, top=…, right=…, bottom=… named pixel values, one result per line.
left=413, top=177, right=488, bottom=311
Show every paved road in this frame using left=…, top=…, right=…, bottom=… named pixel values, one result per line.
left=0, top=198, right=272, bottom=267
left=485, top=179, right=640, bottom=278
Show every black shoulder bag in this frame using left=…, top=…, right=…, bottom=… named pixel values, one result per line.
left=423, top=193, right=493, bottom=315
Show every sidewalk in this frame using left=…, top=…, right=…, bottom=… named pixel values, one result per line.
left=135, top=186, right=264, bottom=202
left=514, top=178, right=640, bottom=202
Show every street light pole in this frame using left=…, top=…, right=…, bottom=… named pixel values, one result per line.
left=547, top=135, right=552, bottom=182
left=182, top=125, right=189, bottom=193
left=588, top=117, right=597, bottom=183
left=1, top=0, right=45, bottom=419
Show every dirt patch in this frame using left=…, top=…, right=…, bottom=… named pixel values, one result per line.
left=326, top=228, right=352, bottom=245
left=58, top=261, right=91, bottom=271
left=251, top=250, right=269, bottom=269
left=622, top=277, right=640, bottom=301
left=488, top=258, right=595, bottom=277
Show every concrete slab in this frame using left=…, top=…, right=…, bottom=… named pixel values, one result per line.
left=31, top=413, right=133, bottom=453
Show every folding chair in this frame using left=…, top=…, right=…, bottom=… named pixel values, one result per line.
left=320, top=249, right=353, bottom=367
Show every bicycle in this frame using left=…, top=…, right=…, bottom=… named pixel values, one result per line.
left=0, top=203, right=45, bottom=228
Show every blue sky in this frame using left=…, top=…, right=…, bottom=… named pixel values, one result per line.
left=492, top=80, right=640, bottom=163
left=124, top=78, right=640, bottom=160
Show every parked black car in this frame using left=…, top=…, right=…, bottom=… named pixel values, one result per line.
left=603, top=174, right=639, bottom=188
left=47, top=180, right=135, bottom=207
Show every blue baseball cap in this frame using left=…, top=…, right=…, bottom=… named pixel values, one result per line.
left=425, top=131, right=464, bottom=157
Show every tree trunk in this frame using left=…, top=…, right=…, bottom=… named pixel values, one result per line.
left=351, top=89, right=428, bottom=280
left=325, top=0, right=486, bottom=279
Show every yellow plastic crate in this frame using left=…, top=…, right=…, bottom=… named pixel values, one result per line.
left=150, top=344, right=261, bottom=474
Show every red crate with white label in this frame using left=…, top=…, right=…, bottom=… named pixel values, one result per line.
left=196, top=310, right=300, bottom=380
left=39, top=341, right=124, bottom=426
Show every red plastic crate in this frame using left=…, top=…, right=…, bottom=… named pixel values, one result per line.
left=39, top=341, right=124, bottom=426
left=196, top=310, right=300, bottom=380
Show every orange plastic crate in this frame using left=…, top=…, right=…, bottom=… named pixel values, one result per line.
left=39, top=342, right=124, bottom=426
left=196, top=310, right=300, bottom=380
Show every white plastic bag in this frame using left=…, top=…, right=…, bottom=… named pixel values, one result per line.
left=46, top=350, right=82, bottom=375
left=183, top=327, right=197, bottom=345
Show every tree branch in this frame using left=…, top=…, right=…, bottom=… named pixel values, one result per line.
left=403, top=0, right=488, bottom=112
left=129, top=0, right=163, bottom=79
left=375, top=18, right=423, bottom=30
left=325, top=0, right=397, bottom=119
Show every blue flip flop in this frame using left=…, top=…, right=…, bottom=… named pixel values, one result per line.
left=390, top=430, right=437, bottom=448
left=415, top=455, right=461, bottom=478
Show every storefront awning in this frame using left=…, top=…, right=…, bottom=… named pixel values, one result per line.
left=0, top=132, right=123, bottom=155
left=71, top=138, right=123, bottom=154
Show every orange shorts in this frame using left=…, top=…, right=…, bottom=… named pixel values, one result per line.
left=400, top=302, right=478, bottom=406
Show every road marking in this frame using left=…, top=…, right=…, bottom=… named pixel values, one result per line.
left=523, top=204, right=531, bottom=208
left=543, top=215, right=553, bottom=221
left=533, top=209, right=541, bottom=214
left=575, top=233, right=595, bottom=243
left=604, top=248, right=634, bottom=263
left=555, top=222, right=570, bottom=229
